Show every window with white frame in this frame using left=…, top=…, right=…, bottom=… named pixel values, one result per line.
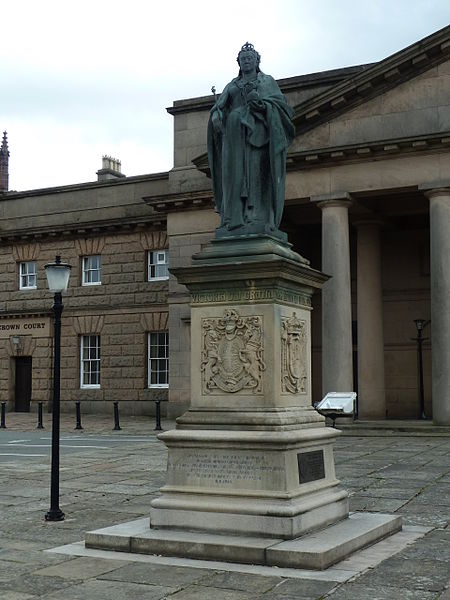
left=80, top=335, right=101, bottom=388
left=81, top=255, right=101, bottom=286
left=148, top=331, right=168, bottom=388
left=19, top=261, right=37, bottom=290
left=148, top=250, right=168, bottom=281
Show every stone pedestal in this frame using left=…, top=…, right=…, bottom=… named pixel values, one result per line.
left=149, top=236, right=349, bottom=539
left=88, top=235, right=402, bottom=568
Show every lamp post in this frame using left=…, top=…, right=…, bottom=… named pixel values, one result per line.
left=412, top=319, right=430, bottom=421
left=44, top=256, right=71, bottom=522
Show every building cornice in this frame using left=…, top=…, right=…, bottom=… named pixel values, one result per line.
left=143, top=190, right=214, bottom=212
left=292, top=25, right=450, bottom=133
left=193, top=132, right=450, bottom=177
left=0, top=171, right=169, bottom=200
left=0, top=214, right=167, bottom=245
left=287, top=132, right=450, bottom=170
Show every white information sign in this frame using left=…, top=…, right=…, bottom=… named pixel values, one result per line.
left=316, top=392, right=356, bottom=414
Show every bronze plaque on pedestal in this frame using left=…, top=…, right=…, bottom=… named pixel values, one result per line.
left=297, top=450, right=325, bottom=484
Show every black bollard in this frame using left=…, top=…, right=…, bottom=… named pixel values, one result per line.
left=37, top=402, right=44, bottom=429
left=1, top=402, right=5, bottom=429
left=154, top=400, right=162, bottom=431
left=113, top=401, right=121, bottom=431
left=75, top=401, right=83, bottom=430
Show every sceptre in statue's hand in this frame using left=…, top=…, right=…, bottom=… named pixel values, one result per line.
left=211, top=86, right=223, bottom=134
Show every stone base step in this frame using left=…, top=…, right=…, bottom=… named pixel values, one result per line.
left=86, top=512, right=401, bottom=570
left=266, top=512, right=401, bottom=569
left=339, top=420, right=450, bottom=436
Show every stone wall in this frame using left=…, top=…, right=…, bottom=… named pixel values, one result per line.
left=0, top=229, right=169, bottom=415
left=166, top=208, right=220, bottom=418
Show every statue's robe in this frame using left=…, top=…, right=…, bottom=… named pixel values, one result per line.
left=207, top=72, right=295, bottom=235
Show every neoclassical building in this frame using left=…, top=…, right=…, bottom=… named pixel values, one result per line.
left=1, top=25, right=449, bottom=424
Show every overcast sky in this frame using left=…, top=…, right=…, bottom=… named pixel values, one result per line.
left=2, top=0, right=449, bottom=192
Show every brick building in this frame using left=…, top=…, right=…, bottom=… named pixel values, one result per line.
left=1, top=25, right=450, bottom=423
left=0, top=164, right=171, bottom=415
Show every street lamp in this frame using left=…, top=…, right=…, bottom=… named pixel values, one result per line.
left=44, top=255, right=71, bottom=522
left=412, top=319, right=430, bottom=421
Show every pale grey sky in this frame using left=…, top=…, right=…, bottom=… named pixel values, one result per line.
left=2, top=0, right=449, bottom=191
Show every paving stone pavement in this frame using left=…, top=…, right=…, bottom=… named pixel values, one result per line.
left=0, top=412, right=449, bottom=599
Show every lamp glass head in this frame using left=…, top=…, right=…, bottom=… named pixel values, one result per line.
left=45, top=256, right=71, bottom=293
left=414, top=319, right=426, bottom=331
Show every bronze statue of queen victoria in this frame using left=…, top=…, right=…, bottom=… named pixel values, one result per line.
left=208, top=43, right=295, bottom=240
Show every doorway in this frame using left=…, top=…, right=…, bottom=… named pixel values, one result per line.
left=15, top=357, right=32, bottom=412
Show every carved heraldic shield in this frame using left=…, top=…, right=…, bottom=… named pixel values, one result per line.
left=201, top=308, right=265, bottom=394
left=281, top=312, right=307, bottom=393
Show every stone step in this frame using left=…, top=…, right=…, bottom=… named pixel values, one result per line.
left=86, top=517, right=283, bottom=565
left=338, top=420, right=450, bottom=436
left=86, top=512, right=401, bottom=570
left=266, top=512, right=402, bottom=570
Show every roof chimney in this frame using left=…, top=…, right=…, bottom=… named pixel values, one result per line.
left=96, top=155, right=126, bottom=181
left=0, top=131, right=9, bottom=192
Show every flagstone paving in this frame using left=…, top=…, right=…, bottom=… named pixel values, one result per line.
left=0, top=413, right=448, bottom=598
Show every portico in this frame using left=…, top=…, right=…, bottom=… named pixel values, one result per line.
left=281, top=186, right=433, bottom=421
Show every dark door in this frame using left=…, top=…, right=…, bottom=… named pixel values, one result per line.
left=15, top=357, right=32, bottom=412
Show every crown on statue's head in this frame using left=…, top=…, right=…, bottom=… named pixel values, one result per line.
left=237, top=42, right=261, bottom=67
left=241, top=42, right=255, bottom=53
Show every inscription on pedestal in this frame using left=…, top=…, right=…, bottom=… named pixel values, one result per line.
left=297, top=450, right=325, bottom=484
left=167, top=452, right=284, bottom=488
left=191, top=289, right=311, bottom=307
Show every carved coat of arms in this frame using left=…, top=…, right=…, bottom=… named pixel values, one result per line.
left=201, top=309, right=265, bottom=394
left=281, top=312, right=307, bottom=393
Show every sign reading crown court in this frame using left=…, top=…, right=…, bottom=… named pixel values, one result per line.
left=0, top=317, right=51, bottom=339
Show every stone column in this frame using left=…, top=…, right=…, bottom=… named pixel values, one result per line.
left=312, top=193, right=353, bottom=395
left=355, top=220, right=386, bottom=419
left=420, top=183, right=450, bottom=426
